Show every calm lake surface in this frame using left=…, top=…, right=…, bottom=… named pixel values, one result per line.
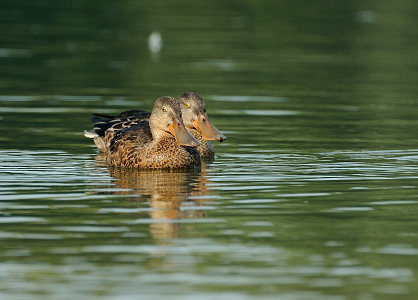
left=1, top=1, right=418, bottom=299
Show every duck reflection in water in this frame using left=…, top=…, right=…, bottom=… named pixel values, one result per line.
left=107, top=166, right=213, bottom=239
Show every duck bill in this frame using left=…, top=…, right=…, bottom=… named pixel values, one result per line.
left=193, top=113, right=227, bottom=142
left=168, top=118, right=200, bottom=147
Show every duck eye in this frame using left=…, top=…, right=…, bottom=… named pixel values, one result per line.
left=185, top=104, right=190, bottom=108
left=162, top=107, right=167, bottom=112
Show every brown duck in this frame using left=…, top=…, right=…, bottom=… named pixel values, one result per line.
left=178, top=92, right=226, bottom=160
left=86, top=96, right=201, bottom=169
left=84, top=92, right=226, bottom=160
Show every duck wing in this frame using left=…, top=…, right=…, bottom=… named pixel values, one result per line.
left=109, top=120, right=152, bottom=152
left=90, top=110, right=151, bottom=137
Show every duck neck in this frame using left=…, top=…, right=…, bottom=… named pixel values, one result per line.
left=150, top=126, right=172, bottom=143
left=187, top=127, right=204, bottom=142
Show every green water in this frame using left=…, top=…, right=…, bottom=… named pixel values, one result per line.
left=1, top=1, right=418, bottom=299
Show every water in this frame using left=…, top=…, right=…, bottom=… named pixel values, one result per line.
left=1, top=1, right=418, bottom=299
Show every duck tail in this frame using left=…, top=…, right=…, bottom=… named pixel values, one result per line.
left=84, top=130, right=107, bottom=152
left=84, top=130, right=98, bottom=139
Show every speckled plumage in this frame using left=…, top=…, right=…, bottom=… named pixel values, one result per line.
left=87, top=110, right=151, bottom=153
left=84, top=92, right=226, bottom=161
left=108, top=127, right=200, bottom=169
left=85, top=96, right=201, bottom=169
left=187, top=128, right=215, bottom=161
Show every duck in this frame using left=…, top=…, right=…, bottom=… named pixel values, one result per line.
left=84, top=92, right=226, bottom=160
left=178, top=92, right=226, bottom=160
left=86, top=96, right=201, bottom=169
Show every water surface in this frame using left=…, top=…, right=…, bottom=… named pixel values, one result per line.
left=1, top=0, right=418, bottom=299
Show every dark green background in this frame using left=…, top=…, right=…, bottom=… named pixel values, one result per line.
left=0, top=1, right=417, bottom=299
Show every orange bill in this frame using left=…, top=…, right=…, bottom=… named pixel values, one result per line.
left=168, top=118, right=200, bottom=147
left=193, top=113, right=227, bottom=142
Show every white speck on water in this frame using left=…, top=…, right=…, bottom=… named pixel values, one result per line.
left=148, top=31, right=162, bottom=54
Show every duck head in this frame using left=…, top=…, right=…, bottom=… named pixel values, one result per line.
left=178, top=92, right=227, bottom=142
left=150, top=96, right=200, bottom=147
